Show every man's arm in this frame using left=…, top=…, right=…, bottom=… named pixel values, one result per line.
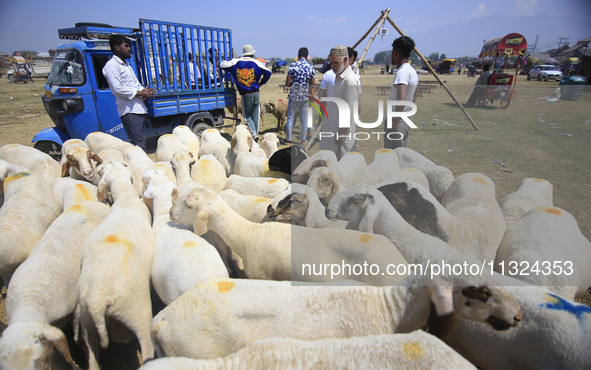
left=391, top=83, right=408, bottom=129
left=103, top=64, right=155, bottom=100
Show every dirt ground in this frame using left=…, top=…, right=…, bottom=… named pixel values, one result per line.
left=0, top=66, right=590, bottom=368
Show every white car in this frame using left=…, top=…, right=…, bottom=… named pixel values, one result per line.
left=527, top=65, right=563, bottom=81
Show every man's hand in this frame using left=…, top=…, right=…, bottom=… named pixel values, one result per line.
left=137, top=88, right=157, bottom=98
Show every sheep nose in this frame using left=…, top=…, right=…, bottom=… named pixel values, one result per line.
left=513, top=307, right=523, bottom=325
left=325, top=206, right=337, bottom=220
left=83, top=168, right=93, bottom=176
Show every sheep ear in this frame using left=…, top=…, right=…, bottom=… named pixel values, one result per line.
left=171, top=186, right=178, bottom=201
left=247, top=135, right=253, bottom=150
left=311, top=159, right=327, bottom=170
left=462, top=286, right=492, bottom=302
left=230, top=136, right=237, bottom=152
left=43, top=325, right=77, bottom=366
left=426, top=286, right=456, bottom=339
left=90, top=152, right=103, bottom=164
left=358, top=206, right=377, bottom=233
left=192, top=211, right=209, bottom=235
left=97, top=178, right=108, bottom=203
left=61, top=162, right=71, bottom=177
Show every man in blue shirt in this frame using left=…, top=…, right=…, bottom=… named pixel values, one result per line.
left=221, top=44, right=272, bottom=137
left=283, top=47, right=316, bottom=145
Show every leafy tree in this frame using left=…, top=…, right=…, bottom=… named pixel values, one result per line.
left=409, top=51, right=419, bottom=65
left=427, top=52, right=440, bottom=61
left=19, top=51, right=38, bottom=59
left=440, top=53, right=447, bottom=60
left=311, top=57, right=325, bottom=65
left=373, top=50, right=392, bottom=64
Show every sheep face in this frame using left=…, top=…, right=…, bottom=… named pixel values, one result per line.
left=307, top=167, right=337, bottom=205
left=452, top=285, right=522, bottom=331
left=326, top=183, right=376, bottom=232
left=61, top=147, right=102, bottom=181
left=170, top=150, right=195, bottom=172
left=267, top=192, right=307, bottom=225
left=170, top=187, right=214, bottom=235
left=0, top=322, right=76, bottom=369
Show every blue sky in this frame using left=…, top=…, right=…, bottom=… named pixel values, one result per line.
left=1, top=0, right=590, bottom=60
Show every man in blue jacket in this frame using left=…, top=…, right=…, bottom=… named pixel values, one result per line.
left=221, top=44, right=272, bottom=137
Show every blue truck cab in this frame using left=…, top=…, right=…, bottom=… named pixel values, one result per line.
left=35, top=20, right=236, bottom=160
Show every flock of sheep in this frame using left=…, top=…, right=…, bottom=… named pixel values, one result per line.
left=0, top=123, right=590, bottom=369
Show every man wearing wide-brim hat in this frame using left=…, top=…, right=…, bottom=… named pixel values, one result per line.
left=221, top=44, right=272, bottom=137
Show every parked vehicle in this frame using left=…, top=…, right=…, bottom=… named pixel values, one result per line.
left=439, top=58, right=456, bottom=74
left=34, top=20, right=237, bottom=160
left=6, top=56, right=34, bottom=83
left=527, top=65, right=563, bottom=81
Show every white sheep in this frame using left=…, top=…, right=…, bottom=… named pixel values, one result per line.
left=219, top=189, right=273, bottom=223
left=170, top=186, right=408, bottom=284
left=95, top=148, right=126, bottom=173
left=257, top=132, right=280, bottom=158
left=151, top=161, right=177, bottom=186
left=0, top=180, right=110, bottom=369
left=499, top=177, right=553, bottom=226
left=376, top=167, right=430, bottom=190
left=76, top=161, right=155, bottom=369
left=394, top=147, right=454, bottom=201
left=84, top=131, right=133, bottom=154
left=139, top=331, right=476, bottom=369
left=294, top=149, right=400, bottom=188
left=199, top=128, right=233, bottom=176
left=337, top=150, right=367, bottom=173
left=0, top=160, right=61, bottom=283
left=0, top=143, right=61, bottom=185
left=124, top=145, right=155, bottom=197
left=142, top=170, right=228, bottom=305
left=224, top=174, right=289, bottom=199
left=231, top=125, right=286, bottom=178
left=172, top=125, right=200, bottom=159
left=267, top=183, right=348, bottom=228
left=191, top=154, right=227, bottom=192
left=325, top=182, right=485, bottom=268
left=376, top=173, right=506, bottom=262
left=445, top=276, right=591, bottom=369
left=495, top=205, right=591, bottom=300
left=156, top=133, right=187, bottom=163
left=60, top=139, right=103, bottom=184
left=150, top=275, right=521, bottom=359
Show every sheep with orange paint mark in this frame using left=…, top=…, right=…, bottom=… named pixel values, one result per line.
left=224, top=174, right=289, bottom=199
left=60, top=139, right=103, bottom=184
left=499, top=177, right=554, bottom=227
left=76, top=161, right=155, bottom=369
left=1, top=179, right=110, bottom=369
left=150, top=275, right=521, bottom=360
left=495, top=205, right=591, bottom=300
left=169, top=185, right=407, bottom=283
left=0, top=144, right=61, bottom=185
left=199, top=128, right=233, bottom=176
left=142, top=169, right=227, bottom=305
left=140, top=331, right=476, bottom=369
left=190, top=154, right=227, bottom=193
left=0, top=159, right=61, bottom=283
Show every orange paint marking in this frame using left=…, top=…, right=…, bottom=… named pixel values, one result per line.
left=542, top=207, right=562, bottom=216
left=182, top=241, right=196, bottom=248
left=217, top=281, right=235, bottom=293
left=473, top=177, right=488, bottom=185
left=268, top=179, right=278, bottom=184
left=360, top=234, right=373, bottom=243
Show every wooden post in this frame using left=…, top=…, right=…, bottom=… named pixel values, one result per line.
left=384, top=12, right=479, bottom=130
left=352, top=9, right=389, bottom=50
left=354, top=9, right=390, bottom=73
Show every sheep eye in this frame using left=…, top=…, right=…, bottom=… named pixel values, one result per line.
left=465, top=300, right=473, bottom=307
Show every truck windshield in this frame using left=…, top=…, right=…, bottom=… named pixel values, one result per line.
left=47, top=49, right=85, bottom=87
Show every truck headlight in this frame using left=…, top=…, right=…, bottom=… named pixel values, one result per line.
left=61, top=99, right=83, bottom=113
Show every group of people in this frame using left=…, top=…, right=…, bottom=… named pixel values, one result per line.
left=103, top=33, right=419, bottom=158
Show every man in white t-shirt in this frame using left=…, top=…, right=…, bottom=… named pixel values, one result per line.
left=386, top=36, right=418, bottom=149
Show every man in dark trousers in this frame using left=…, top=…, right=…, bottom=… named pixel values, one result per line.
left=103, top=34, right=156, bottom=149
left=221, top=44, right=272, bottom=137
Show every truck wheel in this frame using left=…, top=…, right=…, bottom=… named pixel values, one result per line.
left=8, top=75, right=16, bottom=83
left=34, top=141, right=62, bottom=162
left=191, top=122, right=211, bottom=139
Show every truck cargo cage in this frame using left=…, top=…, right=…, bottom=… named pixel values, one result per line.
left=137, top=19, right=233, bottom=93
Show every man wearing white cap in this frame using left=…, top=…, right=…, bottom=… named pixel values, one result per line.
left=221, top=44, right=272, bottom=137
left=318, top=44, right=361, bottom=159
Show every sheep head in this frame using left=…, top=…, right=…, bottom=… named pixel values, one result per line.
left=307, top=166, right=338, bottom=206
left=170, top=187, right=215, bottom=235
left=326, top=183, right=379, bottom=233
left=0, top=322, right=77, bottom=369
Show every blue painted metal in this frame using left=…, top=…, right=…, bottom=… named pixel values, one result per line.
left=35, top=19, right=236, bottom=147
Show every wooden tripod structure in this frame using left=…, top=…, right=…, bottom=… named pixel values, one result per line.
left=305, top=8, right=478, bottom=151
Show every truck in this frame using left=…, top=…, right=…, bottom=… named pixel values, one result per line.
left=6, top=56, right=34, bottom=83
left=34, top=19, right=237, bottom=160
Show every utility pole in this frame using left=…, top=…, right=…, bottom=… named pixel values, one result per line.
left=557, top=37, right=570, bottom=49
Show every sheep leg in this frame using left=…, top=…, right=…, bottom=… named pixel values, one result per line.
left=79, top=305, right=102, bottom=370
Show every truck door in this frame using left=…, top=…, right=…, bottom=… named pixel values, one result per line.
left=86, top=52, right=130, bottom=141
